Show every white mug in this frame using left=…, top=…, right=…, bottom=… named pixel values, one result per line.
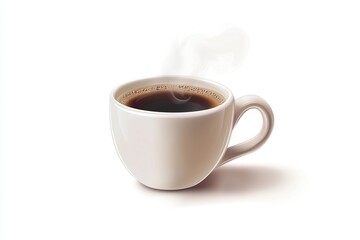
left=110, top=76, right=274, bottom=190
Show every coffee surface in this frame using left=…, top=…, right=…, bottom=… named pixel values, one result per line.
left=118, top=84, right=225, bottom=113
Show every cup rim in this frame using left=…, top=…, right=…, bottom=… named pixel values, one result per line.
left=110, top=75, right=233, bottom=118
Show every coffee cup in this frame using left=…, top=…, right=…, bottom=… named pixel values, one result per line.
left=110, top=76, right=274, bottom=190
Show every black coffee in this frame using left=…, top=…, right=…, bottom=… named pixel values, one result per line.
left=118, top=84, right=224, bottom=113
left=127, top=91, right=217, bottom=112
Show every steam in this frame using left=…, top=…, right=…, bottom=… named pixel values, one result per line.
left=162, top=28, right=250, bottom=76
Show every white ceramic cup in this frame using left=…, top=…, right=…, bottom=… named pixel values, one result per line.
left=110, top=76, right=274, bottom=190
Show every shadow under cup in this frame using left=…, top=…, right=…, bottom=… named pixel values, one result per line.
left=110, top=76, right=234, bottom=190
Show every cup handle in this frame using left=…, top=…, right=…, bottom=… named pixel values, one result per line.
left=218, top=95, right=274, bottom=167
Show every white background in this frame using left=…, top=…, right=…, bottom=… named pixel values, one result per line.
left=1, top=0, right=360, bottom=239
